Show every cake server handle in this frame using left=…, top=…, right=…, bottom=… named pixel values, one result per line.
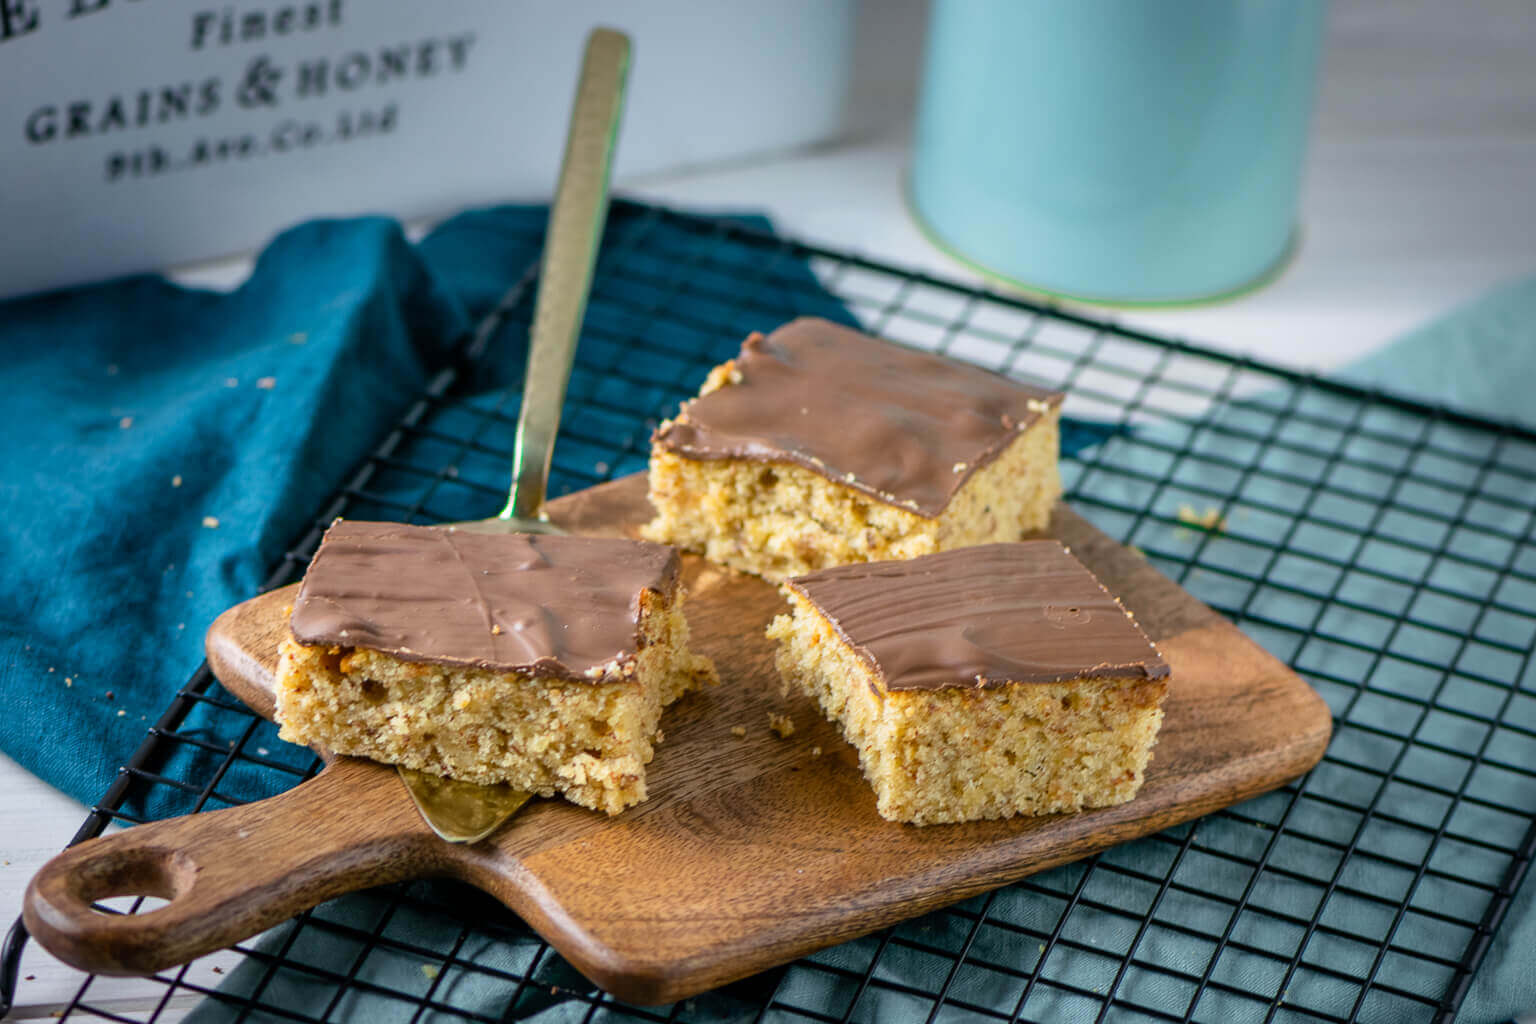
left=398, top=27, right=630, bottom=843
left=501, top=26, right=630, bottom=525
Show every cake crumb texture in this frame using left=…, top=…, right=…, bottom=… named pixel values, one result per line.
left=767, top=592, right=1167, bottom=825
left=275, top=588, right=716, bottom=815
left=645, top=398, right=1060, bottom=582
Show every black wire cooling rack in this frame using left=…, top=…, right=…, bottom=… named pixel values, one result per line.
left=4, top=201, right=1534, bottom=1024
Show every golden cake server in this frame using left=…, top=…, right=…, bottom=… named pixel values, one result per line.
left=397, top=26, right=631, bottom=843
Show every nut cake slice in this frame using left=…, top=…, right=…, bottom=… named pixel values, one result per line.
left=767, top=541, right=1170, bottom=825
left=644, top=317, right=1064, bottom=582
left=274, top=520, right=717, bottom=815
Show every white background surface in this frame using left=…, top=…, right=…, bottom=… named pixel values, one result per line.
left=5, top=1, right=1535, bottom=1019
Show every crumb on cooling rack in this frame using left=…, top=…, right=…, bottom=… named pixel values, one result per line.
left=730, top=725, right=747, bottom=738
left=1176, top=504, right=1227, bottom=533
left=768, top=712, right=795, bottom=738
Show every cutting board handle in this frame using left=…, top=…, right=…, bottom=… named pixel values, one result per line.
left=23, top=758, right=435, bottom=976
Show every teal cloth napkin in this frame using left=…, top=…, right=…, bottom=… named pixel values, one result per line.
left=1346, top=279, right=1536, bottom=1024
left=0, top=207, right=583, bottom=816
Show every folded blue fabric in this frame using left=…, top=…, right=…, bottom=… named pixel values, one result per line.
left=0, top=219, right=441, bottom=805
left=1344, top=277, right=1536, bottom=1024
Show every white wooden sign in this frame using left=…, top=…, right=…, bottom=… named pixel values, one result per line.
left=0, top=1, right=853, bottom=298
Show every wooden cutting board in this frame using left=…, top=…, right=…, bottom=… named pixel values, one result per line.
left=24, top=475, right=1331, bottom=1004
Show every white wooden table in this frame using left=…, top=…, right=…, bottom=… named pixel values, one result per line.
left=6, top=1, right=1535, bottom=1019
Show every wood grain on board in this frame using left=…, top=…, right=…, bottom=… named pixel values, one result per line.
left=25, top=474, right=1331, bottom=1004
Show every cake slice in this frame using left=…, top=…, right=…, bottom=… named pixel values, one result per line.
left=274, top=521, right=717, bottom=815
left=643, top=317, right=1064, bottom=582
left=767, top=541, right=1170, bottom=825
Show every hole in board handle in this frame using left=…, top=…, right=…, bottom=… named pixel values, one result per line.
left=72, top=847, right=196, bottom=918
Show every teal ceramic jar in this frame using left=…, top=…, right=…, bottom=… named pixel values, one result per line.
left=910, top=0, right=1327, bottom=305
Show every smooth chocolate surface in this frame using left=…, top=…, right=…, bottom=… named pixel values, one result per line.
left=653, top=318, right=1064, bottom=517
left=787, top=541, right=1169, bottom=691
left=289, top=521, right=680, bottom=678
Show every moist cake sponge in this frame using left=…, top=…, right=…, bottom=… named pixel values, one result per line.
left=767, top=542, right=1169, bottom=825
left=273, top=521, right=717, bottom=815
left=644, top=317, right=1063, bottom=582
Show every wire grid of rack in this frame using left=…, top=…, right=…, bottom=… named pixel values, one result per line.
left=6, top=201, right=1534, bottom=1024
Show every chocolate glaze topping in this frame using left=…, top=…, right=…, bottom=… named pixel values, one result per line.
left=787, top=541, right=1169, bottom=692
left=289, top=521, right=681, bottom=679
left=653, top=318, right=1064, bottom=518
